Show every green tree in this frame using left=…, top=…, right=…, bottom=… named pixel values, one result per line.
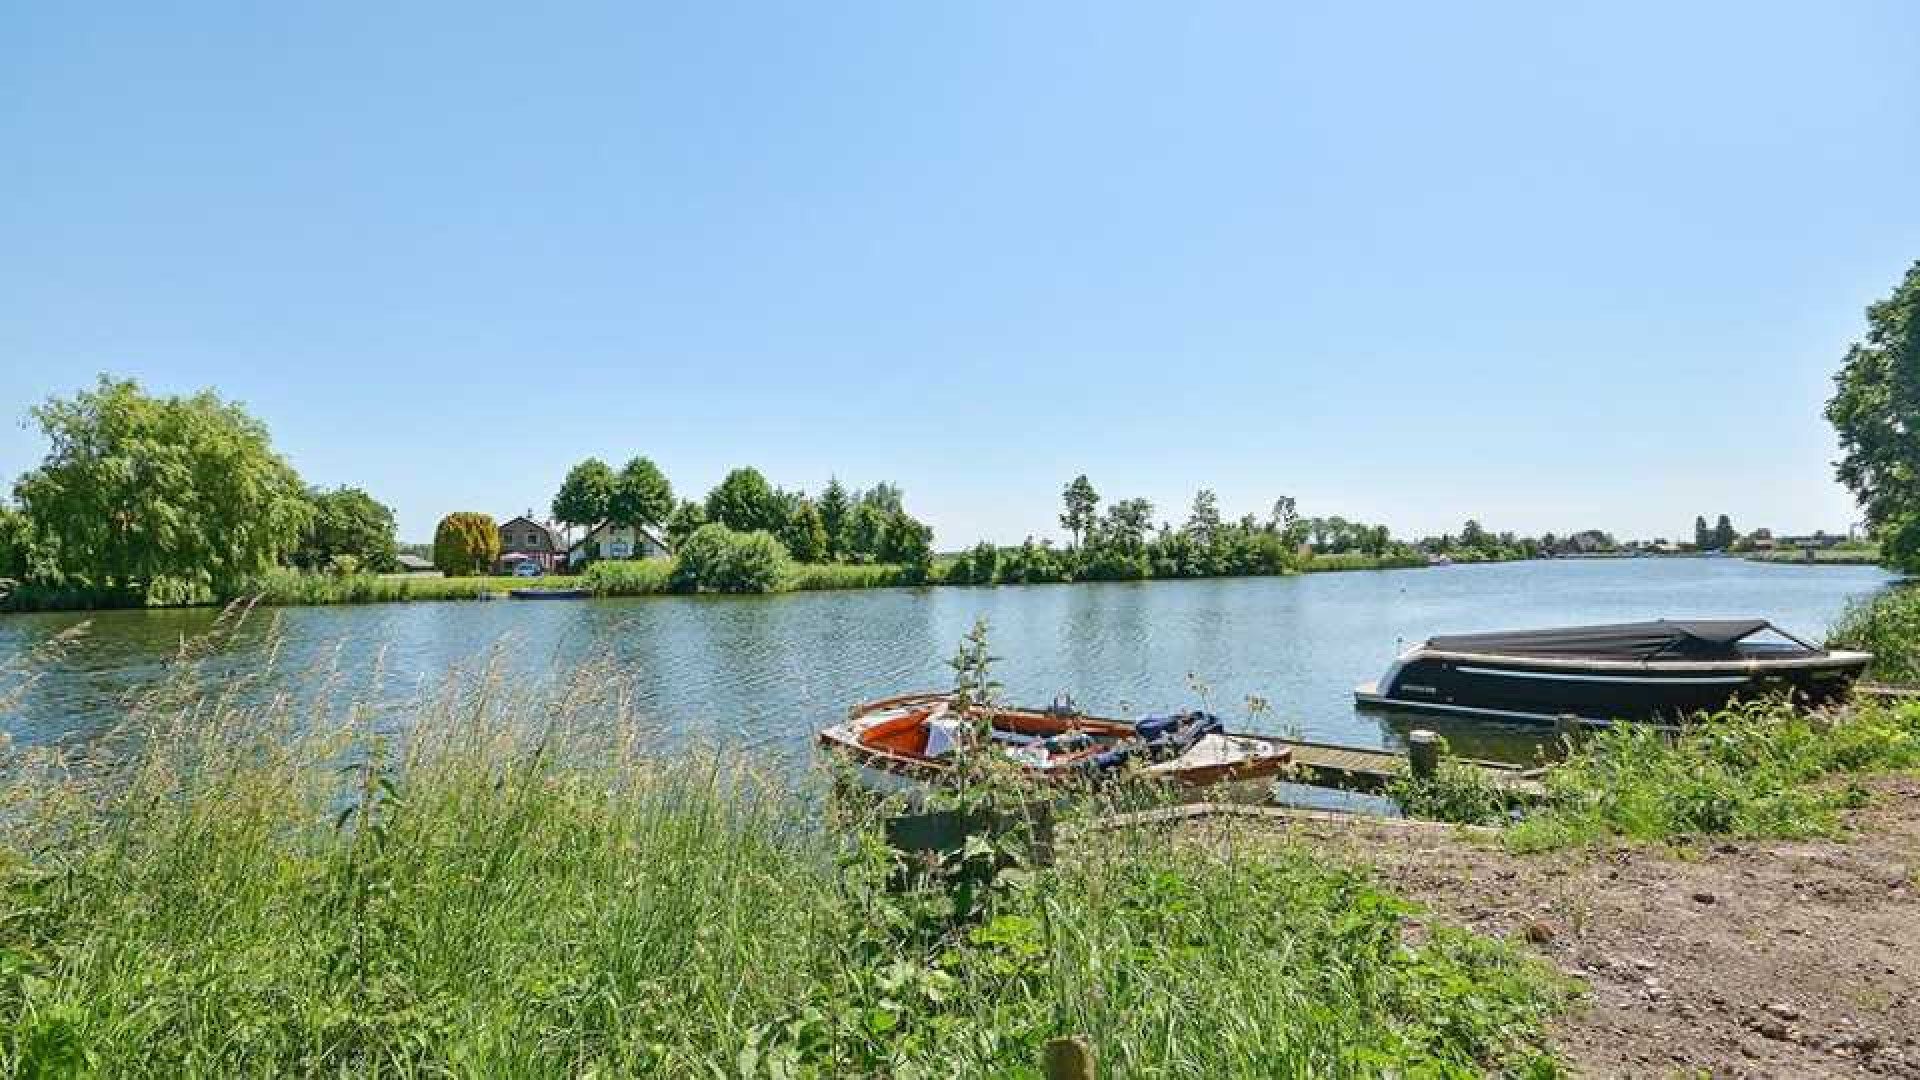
left=705, top=468, right=781, bottom=533
left=609, top=457, right=674, bottom=531
left=552, top=458, right=615, bottom=541
left=12, top=376, right=311, bottom=598
left=664, top=499, right=707, bottom=551
left=780, top=499, right=829, bottom=563
left=296, top=487, right=398, bottom=572
left=1694, top=515, right=1710, bottom=549
left=0, top=502, right=31, bottom=581
left=857, top=483, right=904, bottom=517
left=1184, top=489, right=1221, bottom=544
left=1100, top=498, right=1156, bottom=553
left=1268, top=496, right=1298, bottom=536
left=433, top=512, right=500, bottom=577
left=1828, top=261, right=1920, bottom=569
left=817, top=478, right=851, bottom=559
left=1713, top=514, right=1736, bottom=550
left=845, top=502, right=890, bottom=561
left=1060, top=475, right=1100, bottom=548
left=879, top=512, right=934, bottom=573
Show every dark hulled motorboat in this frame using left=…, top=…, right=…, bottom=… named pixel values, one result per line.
left=1354, top=619, right=1870, bottom=725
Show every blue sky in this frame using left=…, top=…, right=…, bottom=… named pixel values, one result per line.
left=3, top=2, right=1916, bottom=546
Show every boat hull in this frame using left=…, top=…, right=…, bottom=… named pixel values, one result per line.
left=1356, top=650, right=1871, bottom=725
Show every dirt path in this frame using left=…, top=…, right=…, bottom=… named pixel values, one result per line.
left=1213, top=776, right=1920, bottom=1077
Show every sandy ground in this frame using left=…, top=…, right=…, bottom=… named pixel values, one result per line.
left=1195, top=776, right=1920, bottom=1078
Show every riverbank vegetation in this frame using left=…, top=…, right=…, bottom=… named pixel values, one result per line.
left=1386, top=695, right=1920, bottom=852
left=0, top=628, right=1571, bottom=1076
left=1830, top=584, right=1920, bottom=683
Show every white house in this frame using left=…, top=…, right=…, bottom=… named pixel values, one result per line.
left=567, top=522, right=671, bottom=569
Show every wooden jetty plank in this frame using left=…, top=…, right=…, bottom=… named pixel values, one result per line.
left=1084, top=802, right=1503, bottom=835
left=1267, top=735, right=1545, bottom=798
left=1856, top=682, right=1920, bottom=700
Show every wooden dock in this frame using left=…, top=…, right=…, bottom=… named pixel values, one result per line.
left=1270, top=734, right=1547, bottom=799
left=1856, top=682, right=1920, bottom=701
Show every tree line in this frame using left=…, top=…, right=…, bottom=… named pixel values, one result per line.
left=944, top=477, right=1405, bottom=586
left=0, top=375, right=940, bottom=603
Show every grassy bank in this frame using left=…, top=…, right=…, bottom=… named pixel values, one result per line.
left=1744, top=545, right=1882, bottom=566
left=1300, top=552, right=1429, bottom=572
left=0, top=635, right=1570, bottom=1077
left=1388, top=696, right=1920, bottom=851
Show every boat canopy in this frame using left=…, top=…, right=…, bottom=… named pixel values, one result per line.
left=1425, top=619, right=1806, bottom=661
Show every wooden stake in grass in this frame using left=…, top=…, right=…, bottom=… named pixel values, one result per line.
left=1043, top=1035, right=1095, bottom=1080
left=1408, top=729, right=1441, bottom=780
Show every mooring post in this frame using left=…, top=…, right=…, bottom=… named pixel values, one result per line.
left=1553, top=713, right=1581, bottom=756
left=1408, top=729, right=1441, bottom=779
left=1044, top=1036, right=1096, bottom=1080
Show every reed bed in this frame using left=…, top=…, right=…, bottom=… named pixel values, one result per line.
left=785, top=562, right=915, bottom=591
left=1299, top=552, right=1429, bottom=573
left=0, top=620, right=1568, bottom=1077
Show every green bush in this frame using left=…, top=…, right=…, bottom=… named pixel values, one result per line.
left=670, top=523, right=791, bottom=593
left=1830, top=586, right=1920, bottom=684
left=1385, top=751, right=1531, bottom=826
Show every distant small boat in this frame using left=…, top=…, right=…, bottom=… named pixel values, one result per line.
left=819, top=693, right=1293, bottom=788
left=1355, top=619, right=1870, bottom=725
left=508, top=587, right=591, bottom=600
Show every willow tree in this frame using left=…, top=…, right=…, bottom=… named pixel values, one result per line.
left=13, top=376, right=311, bottom=598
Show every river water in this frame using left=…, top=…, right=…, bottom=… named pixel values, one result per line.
left=0, top=558, right=1892, bottom=765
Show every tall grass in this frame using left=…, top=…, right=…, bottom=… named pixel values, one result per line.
left=1505, top=697, right=1920, bottom=851
left=0, top=623, right=1569, bottom=1077
left=579, top=557, right=676, bottom=595
left=241, top=567, right=509, bottom=605
left=1830, top=585, right=1920, bottom=684
left=1300, top=552, right=1428, bottom=573
left=786, top=562, right=915, bottom=591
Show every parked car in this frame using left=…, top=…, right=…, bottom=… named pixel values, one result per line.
left=512, top=560, right=544, bottom=577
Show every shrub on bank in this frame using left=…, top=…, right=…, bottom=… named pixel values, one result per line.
left=1830, top=586, right=1920, bottom=684
left=0, top=639, right=1571, bottom=1076
left=670, top=523, right=791, bottom=593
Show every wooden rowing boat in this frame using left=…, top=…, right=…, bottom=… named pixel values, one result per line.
left=819, top=692, right=1294, bottom=789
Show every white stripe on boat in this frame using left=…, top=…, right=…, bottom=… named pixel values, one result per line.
left=1352, top=690, right=1567, bottom=724
left=1451, top=665, right=1752, bottom=686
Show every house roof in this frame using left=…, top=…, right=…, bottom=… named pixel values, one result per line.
left=566, top=521, right=669, bottom=555
left=394, top=553, right=435, bottom=570
left=499, top=515, right=561, bottom=546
